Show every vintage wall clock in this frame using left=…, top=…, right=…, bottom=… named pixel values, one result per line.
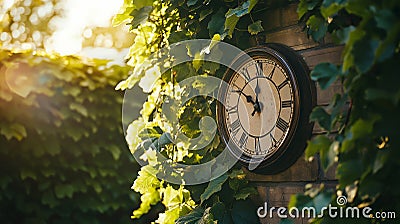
left=217, top=43, right=316, bottom=174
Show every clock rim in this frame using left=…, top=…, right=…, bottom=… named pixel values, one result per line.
left=216, top=45, right=302, bottom=167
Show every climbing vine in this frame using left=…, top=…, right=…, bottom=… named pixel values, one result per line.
left=288, top=0, right=400, bottom=223
left=115, top=0, right=400, bottom=223
left=113, top=0, right=278, bottom=223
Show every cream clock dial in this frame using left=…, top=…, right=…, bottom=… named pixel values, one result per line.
left=217, top=43, right=316, bottom=174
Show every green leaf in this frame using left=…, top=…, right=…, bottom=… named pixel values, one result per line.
left=132, top=165, right=161, bottom=194
left=208, top=9, right=226, bottom=37
left=297, top=0, right=319, bottom=19
left=1, top=123, right=27, bottom=141
left=248, top=20, right=264, bottom=35
left=129, top=6, right=153, bottom=29
left=176, top=207, right=205, bottom=224
left=112, top=6, right=135, bottom=26
left=321, top=0, right=345, bottom=18
left=132, top=188, right=160, bottom=218
left=200, top=8, right=213, bottom=21
left=210, top=202, right=226, bottom=221
left=352, top=37, right=379, bottom=73
left=133, top=0, right=153, bottom=9
left=306, top=15, right=328, bottom=41
left=288, top=194, right=313, bottom=209
left=200, top=173, right=228, bottom=204
left=310, top=63, right=340, bottom=90
left=54, top=184, right=74, bottom=199
left=234, top=187, right=258, bottom=200
left=248, top=0, right=259, bottom=12
left=187, top=0, right=198, bottom=7
left=337, top=160, right=364, bottom=187
left=224, top=15, right=239, bottom=38
left=320, top=141, right=338, bottom=172
left=312, top=191, right=331, bottom=212
left=305, top=135, right=332, bottom=159
left=310, top=107, right=331, bottom=131
left=332, top=26, right=355, bottom=44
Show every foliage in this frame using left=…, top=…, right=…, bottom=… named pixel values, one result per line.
left=0, top=49, right=141, bottom=223
left=289, top=0, right=400, bottom=223
left=112, top=0, right=284, bottom=223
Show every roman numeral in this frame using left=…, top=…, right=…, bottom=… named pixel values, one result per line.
left=255, top=137, right=261, bottom=154
left=276, top=117, right=289, bottom=132
left=231, top=83, right=242, bottom=92
left=226, top=106, right=238, bottom=114
left=270, top=133, right=277, bottom=147
left=230, top=119, right=241, bottom=136
left=256, top=62, right=263, bottom=77
left=238, top=132, right=248, bottom=148
left=277, top=79, right=288, bottom=90
left=281, top=100, right=292, bottom=108
left=268, top=64, right=276, bottom=79
left=242, top=68, right=251, bottom=81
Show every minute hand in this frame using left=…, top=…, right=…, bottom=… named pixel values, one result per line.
left=233, top=90, right=256, bottom=105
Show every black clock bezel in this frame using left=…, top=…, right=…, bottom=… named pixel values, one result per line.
left=216, top=43, right=316, bottom=174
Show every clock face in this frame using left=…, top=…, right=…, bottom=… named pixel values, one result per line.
left=222, top=58, right=295, bottom=158
left=217, top=44, right=314, bottom=173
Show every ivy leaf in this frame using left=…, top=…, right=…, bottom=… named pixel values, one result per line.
left=352, top=37, right=379, bottom=73
left=200, top=173, right=228, bottom=204
left=321, top=0, right=345, bottom=18
left=320, top=141, right=338, bottom=172
left=332, top=26, right=355, bottom=44
left=297, top=0, right=319, bottom=19
left=200, top=8, right=213, bottom=22
left=129, top=6, right=153, bottom=29
left=112, top=7, right=135, bottom=26
left=234, top=187, right=258, bottom=200
left=337, top=160, right=364, bottom=187
left=310, top=107, right=331, bottom=131
left=288, top=194, right=313, bottom=209
left=312, top=191, right=332, bottom=212
left=176, top=207, right=204, bottom=224
left=209, top=202, right=226, bottom=221
left=187, top=0, right=198, bottom=7
left=208, top=9, right=226, bottom=37
left=133, top=0, right=153, bottom=8
left=132, top=165, right=161, bottom=194
left=310, top=63, right=340, bottom=90
left=306, top=15, right=328, bottom=41
left=226, top=1, right=250, bottom=17
left=248, top=0, right=259, bottom=12
left=305, top=135, right=332, bottom=160
left=224, top=15, right=239, bottom=38
left=248, top=20, right=264, bottom=35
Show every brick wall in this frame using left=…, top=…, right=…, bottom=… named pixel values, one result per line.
left=250, top=3, right=344, bottom=224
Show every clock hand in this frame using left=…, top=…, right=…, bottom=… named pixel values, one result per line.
left=251, top=101, right=262, bottom=116
left=251, top=78, right=262, bottom=116
left=233, top=90, right=256, bottom=105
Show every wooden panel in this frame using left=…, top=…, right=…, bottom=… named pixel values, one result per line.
left=245, top=154, right=319, bottom=182
left=315, top=79, right=344, bottom=106
left=280, top=3, right=300, bottom=28
left=300, top=45, right=344, bottom=69
left=265, top=25, right=319, bottom=50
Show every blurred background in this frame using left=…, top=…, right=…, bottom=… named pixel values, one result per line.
left=0, top=0, right=147, bottom=223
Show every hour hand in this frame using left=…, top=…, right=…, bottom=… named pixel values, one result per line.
left=233, top=90, right=255, bottom=104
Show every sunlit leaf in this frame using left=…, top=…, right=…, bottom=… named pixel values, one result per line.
left=248, top=20, right=264, bottom=35
left=200, top=173, right=228, bottom=204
